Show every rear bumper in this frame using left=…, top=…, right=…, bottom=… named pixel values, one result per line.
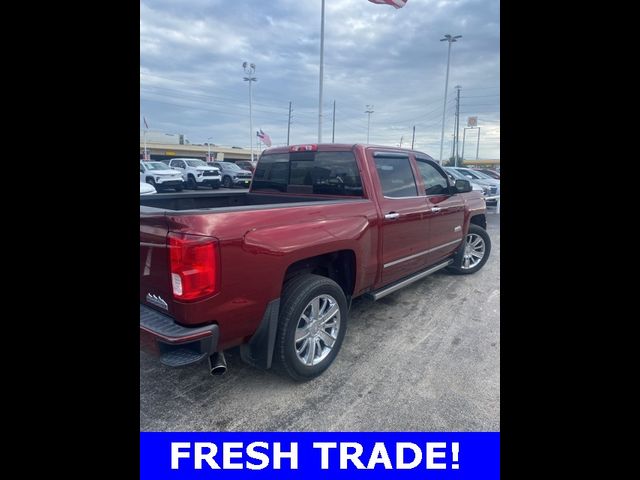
left=140, top=304, right=219, bottom=366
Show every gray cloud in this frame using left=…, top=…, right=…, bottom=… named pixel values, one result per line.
left=141, top=0, right=499, bottom=158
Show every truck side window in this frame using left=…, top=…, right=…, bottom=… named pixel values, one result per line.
left=374, top=156, right=418, bottom=198
left=415, top=159, right=449, bottom=195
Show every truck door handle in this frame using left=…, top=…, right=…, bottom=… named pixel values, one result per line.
left=385, top=212, right=400, bottom=220
left=431, top=207, right=441, bottom=213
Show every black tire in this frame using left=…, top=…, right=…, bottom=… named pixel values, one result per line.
left=175, top=185, right=184, bottom=192
left=274, top=274, right=348, bottom=381
left=447, top=223, right=491, bottom=275
left=145, top=177, right=156, bottom=187
left=187, top=175, right=197, bottom=190
left=211, top=183, right=219, bottom=190
left=222, top=176, right=232, bottom=188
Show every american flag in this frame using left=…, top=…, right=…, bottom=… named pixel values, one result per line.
left=143, top=116, right=149, bottom=129
left=256, top=129, right=272, bottom=147
left=368, top=0, right=407, bottom=8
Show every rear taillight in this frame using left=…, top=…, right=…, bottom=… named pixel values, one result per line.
left=167, top=232, right=219, bottom=301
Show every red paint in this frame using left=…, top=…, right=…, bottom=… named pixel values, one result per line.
left=140, top=144, right=485, bottom=351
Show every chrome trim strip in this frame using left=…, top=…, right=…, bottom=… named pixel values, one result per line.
left=382, top=195, right=424, bottom=199
left=368, top=259, right=454, bottom=301
left=383, top=238, right=462, bottom=269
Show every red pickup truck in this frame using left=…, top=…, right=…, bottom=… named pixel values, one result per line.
left=140, top=144, right=490, bottom=381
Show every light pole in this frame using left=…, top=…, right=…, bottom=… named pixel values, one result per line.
left=365, top=105, right=374, bottom=144
left=318, top=0, right=326, bottom=142
left=243, top=62, right=257, bottom=162
left=438, top=34, right=462, bottom=164
left=207, top=137, right=212, bottom=162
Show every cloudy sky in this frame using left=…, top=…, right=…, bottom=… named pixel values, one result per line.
left=140, top=0, right=499, bottom=159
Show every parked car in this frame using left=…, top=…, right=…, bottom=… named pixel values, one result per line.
left=235, top=160, right=257, bottom=173
left=162, top=158, right=221, bottom=189
left=140, top=144, right=491, bottom=381
left=444, top=167, right=498, bottom=205
left=450, top=166, right=499, bottom=193
left=476, top=168, right=500, bottom=180
left=443, top=168, right=487, bottom=195
left=140, top=182, right=157, bottom=195
left=140, top=161, right=184, bottom=192
left=211, top=161, right=253, bottom=188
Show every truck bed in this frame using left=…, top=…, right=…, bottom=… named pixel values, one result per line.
left=139, top=191, right=362, bottom=212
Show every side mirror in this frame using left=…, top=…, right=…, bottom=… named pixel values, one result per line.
left=454, top=179, right=472, bottom=193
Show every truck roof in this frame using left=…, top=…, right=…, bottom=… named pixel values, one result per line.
left=262, top=143, right=431, bottom=156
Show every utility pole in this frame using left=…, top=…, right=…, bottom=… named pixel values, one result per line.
left=438, top=34, right=462, bottom=164
left=454, top=85, right=461, bottom=167
left=332, top=100, right=336, bottom=143
left=399, top=136, right=404, bottom=148
left=411, top=125, right=415, bottom=150
left=287, top=101, right=292, bottom=146
left=476, top=127, right=481, bottom=160
left=365, top=105, right=374, bottom=144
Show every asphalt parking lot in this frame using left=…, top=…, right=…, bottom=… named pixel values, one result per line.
left=140, top=208, right=500, bottom=432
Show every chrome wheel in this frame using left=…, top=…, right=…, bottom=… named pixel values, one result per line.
left=461, top=233, right=486, bottom=270
left=294, top=294, right=341, bottom=366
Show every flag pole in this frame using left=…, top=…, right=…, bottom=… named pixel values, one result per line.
left=317, top=0, right=325, bottom=143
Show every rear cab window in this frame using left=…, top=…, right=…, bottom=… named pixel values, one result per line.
left=252, top=150, right=364, bottom=197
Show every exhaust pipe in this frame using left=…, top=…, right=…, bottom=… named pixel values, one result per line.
left=208, top=351, right=227, bottom=376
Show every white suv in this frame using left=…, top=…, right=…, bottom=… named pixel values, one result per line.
left=163, top=158, right=221, bottom=190
left=140, top=161, right=184, bottom=192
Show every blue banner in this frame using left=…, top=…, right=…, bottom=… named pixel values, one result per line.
left=141, top=432, right=499, bottom=479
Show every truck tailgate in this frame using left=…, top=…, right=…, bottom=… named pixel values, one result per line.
left=140, top=212, right=174, bottom=315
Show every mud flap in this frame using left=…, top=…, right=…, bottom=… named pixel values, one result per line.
left=239, top=299, right=280, bottom=369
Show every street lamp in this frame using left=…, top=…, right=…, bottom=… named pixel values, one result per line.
left=365, top=105, right=374, bottom=144
left=438, top=34, right=462, bottom=164
left=207, top=136, right=212, bottom=162
left=242, top=62, right=257, bottom=162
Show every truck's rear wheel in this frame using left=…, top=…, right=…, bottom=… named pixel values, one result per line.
left=187, top=175, right=197, bottom=190
left=274, top=274, right=348, bottom=381
left=447, top=223, right=491, bottom=275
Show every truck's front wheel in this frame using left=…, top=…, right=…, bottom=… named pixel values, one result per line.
left=447, top=223, right=491, bottom=275
left=274, top=274, right=348, bottom=381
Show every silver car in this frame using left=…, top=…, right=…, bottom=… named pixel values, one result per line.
left=448, top=167, right=500, bottom=197
left=444, top=167, right=498, bottom=203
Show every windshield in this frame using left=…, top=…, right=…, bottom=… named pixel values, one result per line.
left=221, top=162, right=243, bottom=171
left=469, top=169, right=493, bottom=179
left=186, top=160, right=208, bottom=167
left=145, top=162, right=171, bottom=170
left=445, top=168, right=466, bottom=179
left=458, top=169, right=482, bottom=179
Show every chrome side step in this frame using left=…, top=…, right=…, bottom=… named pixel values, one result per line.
left=365, top=259, right=454, bottom=301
